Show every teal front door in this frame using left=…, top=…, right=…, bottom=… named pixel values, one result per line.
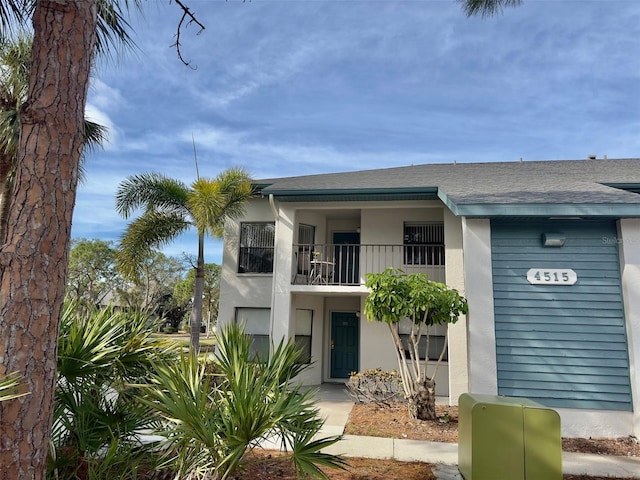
left=330, top=312, right=359, bottom=378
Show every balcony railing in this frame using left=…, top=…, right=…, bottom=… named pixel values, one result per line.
left=292, top=243, right=446, bottom=286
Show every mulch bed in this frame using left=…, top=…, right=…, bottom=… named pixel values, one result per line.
left=344, top=401, right=640, bottom=457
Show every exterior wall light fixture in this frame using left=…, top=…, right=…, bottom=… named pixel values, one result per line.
left=542, top=233, right=566, bottom=247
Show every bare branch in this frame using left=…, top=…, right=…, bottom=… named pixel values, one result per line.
left=170, top=0, right=205, bottom=69
left=431, top=328, right=450, bottom=382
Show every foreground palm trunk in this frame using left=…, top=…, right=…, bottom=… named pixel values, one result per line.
left=0, top=1, right=98, bottom=477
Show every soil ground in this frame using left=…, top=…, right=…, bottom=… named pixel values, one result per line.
left=345, top=402, right=640, bottom=457
left=229, top=401, right=639, bottom=479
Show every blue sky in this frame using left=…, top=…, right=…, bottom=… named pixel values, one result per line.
left=74, top=0, right=640, bottom=264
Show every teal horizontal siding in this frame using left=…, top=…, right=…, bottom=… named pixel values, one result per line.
left=491, top=219, right=632, bottom=412
left=497, top=351, right=629, bottom=364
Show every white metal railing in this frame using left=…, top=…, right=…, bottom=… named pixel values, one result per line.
left=292, top=243, right=446, bottom=286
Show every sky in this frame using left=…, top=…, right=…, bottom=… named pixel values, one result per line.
left=74, top=0, right=640, bottom=264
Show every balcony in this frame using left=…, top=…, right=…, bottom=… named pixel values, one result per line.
left=292, top=243, right=446, bottom=286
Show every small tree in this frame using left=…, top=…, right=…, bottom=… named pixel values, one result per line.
left=66, top=238, right=120, bottom=308
left=364, top=268, right=468, bottom=421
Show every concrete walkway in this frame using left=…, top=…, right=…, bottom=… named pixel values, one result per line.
left=313, top=384, right=640, bottom=479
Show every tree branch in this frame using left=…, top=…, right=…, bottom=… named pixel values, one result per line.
left=171, top=0, right=205, bottom=69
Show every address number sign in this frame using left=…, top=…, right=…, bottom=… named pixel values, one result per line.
left=526, top=268, right=577, bottom=285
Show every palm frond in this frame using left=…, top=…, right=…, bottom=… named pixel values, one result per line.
left=0, top=1, right=33, bottom=40
left=291, top=428, right=347, bottom=480
left=57, top=305, right=128, bottom=381
left=213, top=167, right=254, bottom=220
left=0, top=371, right=28, bottom=402
left=459, top=0, right=523, bottom=17
left=138, top=352, right=223, bottom=477
left=94, top=0, right=146, bottom=59
left=0, top=110, right=19, bottom=158
left=116, top=210, right=190, bottom=280
left=53, top=304, right=173, bottom=460
left=115, top=172, right=190, bottom=219
left=190, top=167, right=253, bottom=237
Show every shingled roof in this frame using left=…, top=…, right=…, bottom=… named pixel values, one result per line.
left=259, top=158, right=640, bottom=217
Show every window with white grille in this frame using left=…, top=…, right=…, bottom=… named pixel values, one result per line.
left=403, top=222, right=445, bottom=266
left=238, top=222, right=275, bottom=273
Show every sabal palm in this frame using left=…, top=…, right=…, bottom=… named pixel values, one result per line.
left=141, top=323, right=346, bottom=480
left=0, top=35, right=107, bottom=242
left=115, top=167, right=253, bottom=352
left=52, top=303, right=178, bottom=477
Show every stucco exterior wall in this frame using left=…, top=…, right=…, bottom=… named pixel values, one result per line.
left=618, top=218, right=640, bottom=437
left=462, top=218, right=498, bottom=395
left=219, top=198, right=274, bottom=326
left=360, top=207, right=444, bottom=244
left=291, top=293, right=326, bottom=385
left=444, top=209, right=467, bottom=405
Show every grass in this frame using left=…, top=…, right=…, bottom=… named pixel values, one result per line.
left=154, top=332, right=216, bottom=347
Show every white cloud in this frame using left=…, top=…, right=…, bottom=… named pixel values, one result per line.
left=71, top=0, right=640, bottom=253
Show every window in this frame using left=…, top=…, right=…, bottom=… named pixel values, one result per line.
left=298, top=224, right=315, bottom=245
left=236, top=307, right=270, bottom=361
left=404, top=222, right=445, bottom=266
left=295, top=224, right=316, bottom=281
left=239, top=222, right=275, bottom=273
left=294, top=309, right=313, bottom=364
left=398, top=318, right=447, bottom=361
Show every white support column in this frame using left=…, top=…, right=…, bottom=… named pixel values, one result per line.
left=270, top=201, right=295, bottom=343
left=462, top=218, right=498, bottom=394
left=617, top=219, right=640, bottom=436
left=444, top=209, right=468, bottom=404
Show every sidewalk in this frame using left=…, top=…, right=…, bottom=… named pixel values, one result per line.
left=314, top=384, right=640, bottom=479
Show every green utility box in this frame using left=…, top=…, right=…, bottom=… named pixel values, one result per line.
left=458, top=393, right=562, bottom=480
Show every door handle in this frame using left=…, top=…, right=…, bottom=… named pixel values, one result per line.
left=330, top=340, right=335, bottom=350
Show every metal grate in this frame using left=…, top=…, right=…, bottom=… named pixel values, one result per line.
left=404, top=223, right=445, bottom=266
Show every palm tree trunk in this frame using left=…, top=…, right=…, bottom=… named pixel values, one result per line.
left=190, top=232, right=205, bottom=352
left=0, top=2, right=98, bottom=478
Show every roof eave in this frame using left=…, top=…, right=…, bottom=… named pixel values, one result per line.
left=452, top=203, right=640, bottom=218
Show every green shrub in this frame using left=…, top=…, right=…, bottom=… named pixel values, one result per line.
left=49, top=304, right=179, bottom=479
left=140, top=323, right=347, bottom=479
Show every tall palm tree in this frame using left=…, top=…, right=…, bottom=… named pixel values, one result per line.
left=115, top=167, right=253, bottom=352
left=0, top=34, right=107, bottom=243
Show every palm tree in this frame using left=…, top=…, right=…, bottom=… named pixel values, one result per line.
left=115, top=167, right=253, bottom=352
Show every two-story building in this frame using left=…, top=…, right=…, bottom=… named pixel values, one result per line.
left=219, top=158, right=640, bottom=438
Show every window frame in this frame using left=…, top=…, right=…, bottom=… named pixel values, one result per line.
left=238, top=222, right=276, bottom=274
left=235, top=307, right=270, bottom=361
left=294, top=309, right=313, bottom=364
left=403, top=222, right=445, bottom=266
left=397, top=319, right=448, bottom=362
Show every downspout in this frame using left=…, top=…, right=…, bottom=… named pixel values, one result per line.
left=269, top=193, right=279, bottom=221
left=268, top=194, right=279, bottom=341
